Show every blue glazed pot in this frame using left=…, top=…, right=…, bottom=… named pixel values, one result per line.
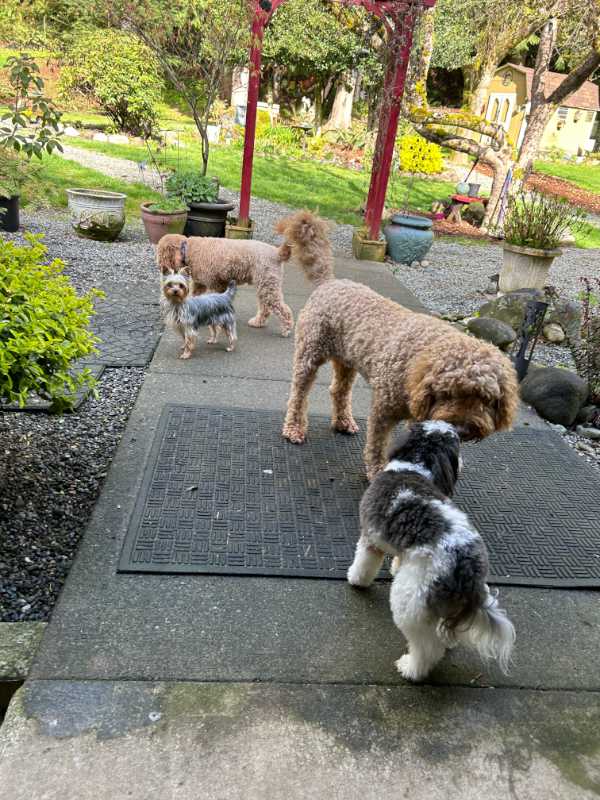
left=383, top=214, right=434, bottom=264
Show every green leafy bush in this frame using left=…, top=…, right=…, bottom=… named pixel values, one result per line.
left=59, top=30, right=162, bottom=137
left=0, top=235, right=101, bottom=411
left=166, top=171, right=219, bottom=204
left=146, top=197, right=188, bottom=214
left=255, top=124, right=303, bottom=158
left=504, top=190, right=584, bottom=250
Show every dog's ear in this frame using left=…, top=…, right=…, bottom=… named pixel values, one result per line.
left=406, top=355, right=435, bottom=420
left=180, top=265, right=191, bottom=277
left=430, top=441, right=460, bottom=496
left=493, top=360, right=519, bottom=431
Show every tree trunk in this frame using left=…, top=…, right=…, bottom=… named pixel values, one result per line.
left=482, top=157, right=512, bottom=231
left=516, top=17, right=558, bottom=178
left=324, top=70, right=357, bottom=130
left=469, top=61, right=497, bottom=117
left=402, top=6, right=435, bottom=114
left=314, top=83, right=323, bottom=132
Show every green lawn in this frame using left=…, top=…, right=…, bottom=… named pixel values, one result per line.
left=534, top=160, right=600, bottom=195
left=64, top=137, right=456, bottom=225
left=20, top=153, right=161, bottom=220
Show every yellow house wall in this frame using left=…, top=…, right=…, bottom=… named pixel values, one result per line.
left=540, top=107, right=596, bottom=154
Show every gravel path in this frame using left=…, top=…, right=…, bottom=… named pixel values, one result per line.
left=1, top=211, right=156, bottom=622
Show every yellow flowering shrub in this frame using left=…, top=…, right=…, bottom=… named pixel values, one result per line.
left=397, top=134, right=442, bottom=175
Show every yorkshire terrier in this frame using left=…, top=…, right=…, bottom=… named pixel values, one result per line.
left=160, top=270, right=237, bottom=359
left=347, top=421, right=515, bottom=682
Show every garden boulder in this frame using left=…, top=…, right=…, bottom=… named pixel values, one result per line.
left=478, top=289, right=545, bottom=331
left=542, top=323, right=566, bottom=343
left=544, top=299, right=582, bottom=342
left=467, top=317, right=516, bottom=350
left=520, top=366, right=589, bottom=427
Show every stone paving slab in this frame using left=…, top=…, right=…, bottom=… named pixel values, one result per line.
left=1, top=680, right=599, bottom=800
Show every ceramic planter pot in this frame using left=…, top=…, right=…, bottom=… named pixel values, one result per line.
left=0, top=194, right=19, bottom=232
left=499, top=243, right=562, bottom=293
left=67, top=188, right=126, bottom=242
left=383, top=214, right=434, bottom=265
left=140, top=202, right=188, bottom=244
left=184, top=199, right=236, bottom=238
left=352, top=229, right=386, bottom=262
left=468, top=182, right=481, bottom=197
left=456, top=181, right=470, bottom=194
left=225, top=217, right=254, bottom=240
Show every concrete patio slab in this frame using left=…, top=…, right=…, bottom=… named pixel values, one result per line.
left=2, top=680, right=599, bottom=800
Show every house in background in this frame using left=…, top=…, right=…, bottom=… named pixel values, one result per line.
left=484, top=63, right=600, bottom=156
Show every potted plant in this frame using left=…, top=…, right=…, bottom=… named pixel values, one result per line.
left=67, top=188, right=127, bottom=242
left=352, top=226, right=387, bottom=262
left=0, top=54, right=63, bottom=231
left=140, top=197, right=189, bottom=244
left=382, top=135, right=441, bottom=265
left=499, top=191, right=584, bottom=292
left=165, top=171, right=234, bottom=238
left=226, top=215, right=255, bottom=240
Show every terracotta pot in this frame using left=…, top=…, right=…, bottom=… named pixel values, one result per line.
left=499, top=243, right=562, bottom=293
left=140, top=202, right=188, bottom=244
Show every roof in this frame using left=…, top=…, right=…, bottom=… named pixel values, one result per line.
left=499, top=63, right=600, bottom=111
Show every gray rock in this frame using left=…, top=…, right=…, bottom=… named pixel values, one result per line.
left=479, top=289, right=545, bottom=331
left=576, top=405, right=599, bottom=425
left=521, top=367, right=589, bottom=427
left=544, top=300, right=582, bottom=342
left=467, top=317, right=516, bottom=350
left=63, top=126, right=80, bottom=137
left=543, top=323, right=566, bottom=343
left=92, top=132, right=109, bottom=142
left=576, top=425, right=600, bottom=441
left=108, top=133, right=129, bottom=145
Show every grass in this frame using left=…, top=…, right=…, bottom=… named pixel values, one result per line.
left=19, top=153, right=160, bottom=220
left=573, top=222, right=600, bottom=249
left=534, top=160, right=600, bottom=195
left=63, top=137, right=456, bottom=225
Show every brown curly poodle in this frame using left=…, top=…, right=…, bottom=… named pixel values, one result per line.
left=156, top=234, right=294, bottom=336
left=278, top=210, right=519, bottom=480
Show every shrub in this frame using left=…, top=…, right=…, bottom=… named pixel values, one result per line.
left=255, top=124, right=303, bottom=158
left=59, top=30, right=162, bottom=137
left=146, top=197, right=189, bottom=214
left=504, top=191, right=585, bottom=251
left=570, top=277, right=600, bottom=403
left=0, top=236, right=101, bottom=411
left=397, top=134, right=443, bottom=175
left=166, top=171, right=219, bottom=204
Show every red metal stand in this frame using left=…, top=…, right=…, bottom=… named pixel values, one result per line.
left=239, top=0, right=437, bottom=238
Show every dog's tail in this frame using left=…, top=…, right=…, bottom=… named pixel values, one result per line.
left=275, top=210, right=335, bottom=286
left=224, top=280, right=237, bottom=302
left=456, top=589, right=515, bottom=674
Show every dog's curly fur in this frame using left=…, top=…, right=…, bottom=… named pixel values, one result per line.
left=279, top=210, right=520, bottom=480
left=156, top=234, right=295, bottom=336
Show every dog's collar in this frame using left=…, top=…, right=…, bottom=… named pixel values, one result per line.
left=180, top=239, right=188, bottom=266
left=384, top=460, right=432, bottom=480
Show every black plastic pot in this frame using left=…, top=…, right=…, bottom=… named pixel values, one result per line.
left=184, top=199, right=235, bottom=238
left=0, top=195, right=19, bottom=232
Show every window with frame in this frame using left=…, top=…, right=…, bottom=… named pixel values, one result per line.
left=557, top=107, right=569, bottom=121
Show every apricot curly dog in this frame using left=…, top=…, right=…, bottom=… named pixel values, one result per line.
left=156, top=234, right=294, bottom=336
left=279, top=210, right=519, bottom=480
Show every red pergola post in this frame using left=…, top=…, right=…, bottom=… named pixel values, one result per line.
left=364, top=9, right=416, bottom=240
left=238, top=10, right=268, bottom=226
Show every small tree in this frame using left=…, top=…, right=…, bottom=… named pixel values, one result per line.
left=111, top=0, right=250, bottom=175
left=0, top=54, right=63, bottom=159
left=59, top=29, right=163, bottom=137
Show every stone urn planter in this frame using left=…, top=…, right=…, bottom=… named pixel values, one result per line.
left=499, top=243, right=562, bottom=293
left=352, top=229, right=386, bottom=262
left=140, top=202, right=188, bottom=244
left=67, top=188, right=126, bottom=242
left=383, top=214, right=434, bottom=265
left=225, top=216, right=254, bottom=240
left=184, top=199, right=235, bottom=238
left=0, top=194, right=19, bottom=232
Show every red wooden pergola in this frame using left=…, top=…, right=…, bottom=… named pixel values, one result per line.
left=239, top=0, right=437, bottom=240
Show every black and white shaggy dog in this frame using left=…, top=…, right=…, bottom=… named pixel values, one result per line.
left=347, top=420, right=515, bottom=682
left=161, top=270, right=237, bottom=359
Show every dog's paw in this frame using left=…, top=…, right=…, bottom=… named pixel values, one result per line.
left=366, top=464, right=384, bottom=482
left=179, top=351, right=192, bottom=360
left=279, top=329, right=292, bottom=338
left=346, top=564, right=372, bottom=588
left=248, top=316, right=267, bottom=328
left=332, top=416, right=360, bottom=435
left=282, top=424, right=306, bottom=444
left=396, top=655, right=426, bottom=682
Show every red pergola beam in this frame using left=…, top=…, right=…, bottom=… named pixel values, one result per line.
left=239, top=0, right=438, bottom=238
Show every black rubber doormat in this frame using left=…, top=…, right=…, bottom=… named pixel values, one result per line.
left=118, top=406, right=600, bottom=588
